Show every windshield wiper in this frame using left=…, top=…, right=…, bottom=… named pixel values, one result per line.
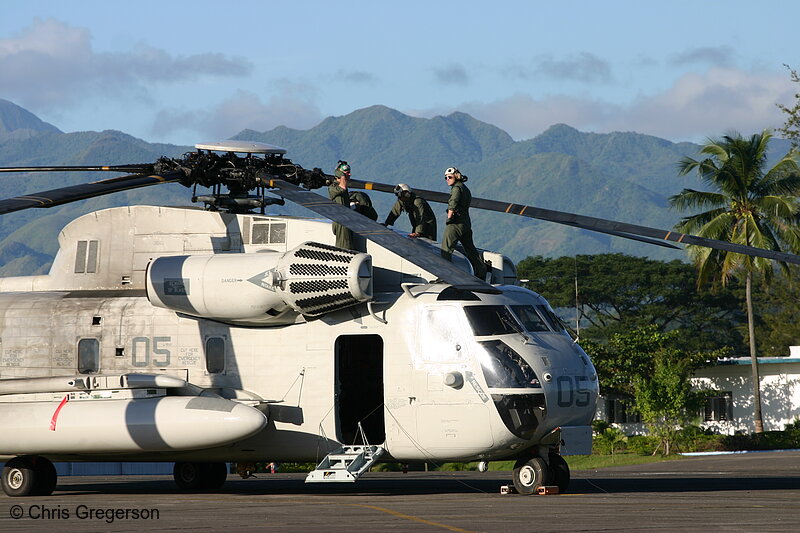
left=499, top=311, right=531, bottom=344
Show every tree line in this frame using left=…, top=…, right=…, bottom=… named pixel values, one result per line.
left=518, top=253, right=800, bottom=359
left=517, top=122, right=800, bottom=448
left=517, top=254, right=800, bottom=452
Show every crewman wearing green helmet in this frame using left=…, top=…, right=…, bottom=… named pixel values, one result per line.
left=329, top=160, right=355, bottom=250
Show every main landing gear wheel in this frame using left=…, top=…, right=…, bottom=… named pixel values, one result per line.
left=204, top=462, right=228, bottom=490
left=173, top=462, right=228, bottom=491
left=512, top=456, right=550, bottom=495
left=2, top=456, right=57, bottom=497
left=548, top=453, right=570, bottom=493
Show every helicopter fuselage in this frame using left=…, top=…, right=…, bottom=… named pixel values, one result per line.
left=0, top=205, right=597, bottom=474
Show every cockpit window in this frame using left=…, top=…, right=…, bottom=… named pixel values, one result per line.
left=463, top=306, right=522, bottom=336
left=536, top=305, right=568, bottom=334
left=477, top=340, right=541, bottom=388
left=419, top=305, right=468, bottom=362
left=509, top=305, right=550, bottom=332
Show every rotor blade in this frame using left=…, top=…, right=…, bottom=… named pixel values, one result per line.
left=0, top=171, right=185, bottom=215
left=0, top=164, right=154, bottom=174
left=264, top=179, right=499, bottom=293
left=583, top=229, right=680, bottom=249
left=349, top=179, right=800, bottom=265
left=349, top=180, right=677, bottom=249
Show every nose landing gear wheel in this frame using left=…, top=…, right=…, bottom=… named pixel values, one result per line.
left=548, top=453, right=570, bottom=493
left=512, top=456, right=550, bottom=495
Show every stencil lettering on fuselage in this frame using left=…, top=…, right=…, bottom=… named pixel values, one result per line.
left=464, top=370, right=489, bottom=403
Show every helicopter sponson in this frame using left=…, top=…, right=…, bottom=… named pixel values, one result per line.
left=0, top=373, right=266, bottom=455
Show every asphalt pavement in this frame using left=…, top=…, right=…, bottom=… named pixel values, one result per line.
left=2, top=451, right=799, bottom=532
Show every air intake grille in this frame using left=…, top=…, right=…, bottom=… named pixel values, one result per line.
left=294, top=247, right=354, bottom=263
left=305, top=242, right=356, bottom=253
left=289, top=279, right=349, bottom=294
left=289, top=264, right=349, bottom=276
left=295, top=293, right=359, bottom=314
left=279, top=241, right=372, bottom=317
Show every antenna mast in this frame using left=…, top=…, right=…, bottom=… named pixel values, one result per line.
left=574, top=256, right=580, bottom=338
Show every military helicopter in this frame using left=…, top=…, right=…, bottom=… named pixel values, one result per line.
left=0, top=140, right=797, bottom=498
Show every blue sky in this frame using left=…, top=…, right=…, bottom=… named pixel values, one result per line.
left=1, top=0, right=798, bottom=146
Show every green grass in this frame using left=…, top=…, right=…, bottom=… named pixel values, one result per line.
left=564, top=453, right=684, bottom=470
left=260, top=454, right=687, bottom=474
left=384, top=453, right=686, bottom=473
left=487, top=453, right=684, bottom=472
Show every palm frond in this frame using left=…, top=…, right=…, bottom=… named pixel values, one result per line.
left=753, top=195, right=800, bottom=220
left=770, top=222, right=800, bottom=253
left=753, top=170, right=800, bottom=197
left=673, top=129, right=800, bottom=287
left=699, top=140, right=730, bottom=162
left=742, top=215, right=776, bottom=250
left=678, top=157, right=721, bottom=186
left=669, top=189, right=728, bottom=211
left=756, top=151, right=800, bottom=195
left=676, top=210, right=735, bottom=240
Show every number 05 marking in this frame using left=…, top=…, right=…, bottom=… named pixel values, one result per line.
left=556, top=375, right=592, bottom=407
left=131, top=336, right=172, bottom=367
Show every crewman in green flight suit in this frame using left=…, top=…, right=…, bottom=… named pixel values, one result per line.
left=382, top=183, right=437, bottom=240
left=349, top=190, right=378, bottom=221
left=328, top=160, right=355, bottom=250
left=440, top=167, right=487, bottom=280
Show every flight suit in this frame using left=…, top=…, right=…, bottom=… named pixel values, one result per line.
left=384, top=195, right=437, bottom=240
left=329, top=182, right=355, bottom=250
left=350, top=191, right=378, bottom=221
left=441, top=180, right=487, bottom=279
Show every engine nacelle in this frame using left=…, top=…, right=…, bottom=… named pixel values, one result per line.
left=146, top=242, right=372, bottom=325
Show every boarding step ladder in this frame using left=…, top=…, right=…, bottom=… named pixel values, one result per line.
left=305, top=423, right=384, bottom=483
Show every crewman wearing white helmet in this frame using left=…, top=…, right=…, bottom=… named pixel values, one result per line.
left=382, top=183, right=437, bottom=240
left=441, top=167, right=487, bottom=280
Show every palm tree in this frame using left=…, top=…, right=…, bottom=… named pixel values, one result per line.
left=669, top=130, right=800, bottom=433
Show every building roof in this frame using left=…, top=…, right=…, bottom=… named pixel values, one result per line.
left=716, top=357, right=800, bottom=366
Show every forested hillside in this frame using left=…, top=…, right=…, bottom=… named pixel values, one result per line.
left=0, top=99, right=740, bottom=275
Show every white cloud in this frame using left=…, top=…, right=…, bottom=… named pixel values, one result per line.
left=502, top=53, right=613, bottom=83
left=613, top=67, right=792, bottom=140
left=534, top=52, right=613, bottom=83
left=453, top=94, right=614, bottom=139
left=151, top=88, right=323, bottom=140
left=0, top=18, right=251, bottom=109
left=421, top=67, right=794, bottom=142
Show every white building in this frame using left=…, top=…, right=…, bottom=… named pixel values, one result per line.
left=692, top=354, right=800, bottom=434
left=599, top=352, right=800, bottom=435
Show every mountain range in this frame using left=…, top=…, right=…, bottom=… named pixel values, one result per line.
left=0, top=98, right=788, bottom=277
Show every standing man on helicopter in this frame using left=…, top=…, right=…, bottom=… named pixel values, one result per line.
left=329, top=160, right=355, bottom=250
left=441, top=167, right=487, bottom=280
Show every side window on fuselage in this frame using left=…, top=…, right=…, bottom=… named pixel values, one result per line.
left=78, top=338, right=100, bottom=374
left=205, top=337, right=226, bottom=374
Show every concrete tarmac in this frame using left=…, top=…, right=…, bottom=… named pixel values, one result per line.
left=2, top=451, right=799, bottom=532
